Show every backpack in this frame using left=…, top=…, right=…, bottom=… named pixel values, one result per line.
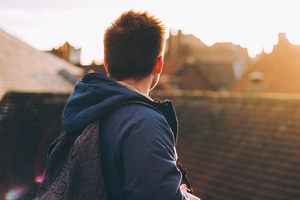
left=34, top=118, right=110, bottom=200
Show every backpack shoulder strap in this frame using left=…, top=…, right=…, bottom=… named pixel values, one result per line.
left=99, top=100, right=162, bottom=119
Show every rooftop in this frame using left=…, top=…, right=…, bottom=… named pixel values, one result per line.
left=0, top=29, right=83, bottom=100
left=159, top=92, right=300, bottom=199
left=1, top=91, right=300, bottom=199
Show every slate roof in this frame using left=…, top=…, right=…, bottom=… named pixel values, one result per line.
left=172, top=63, right=215, bottom=91
left=155, top=58, right=215, bottom=93
left=0, top=29, right=83, bottom=100
left=197, top=62, right=236, bottom=90
left=2, top=91, right=300, bottom=199
left=0, top=92, right=69, bottom=199
left=162, top=58, right=184, bottom=75
left=159, top=92, right=300, bottom=200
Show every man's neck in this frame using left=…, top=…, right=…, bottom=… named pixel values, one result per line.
left=120, top=77, right=152, bottom=96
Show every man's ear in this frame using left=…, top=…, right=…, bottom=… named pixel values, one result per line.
left=103, top=59, right=107, bottom=70
left=154, top=56, right=163, bottom=75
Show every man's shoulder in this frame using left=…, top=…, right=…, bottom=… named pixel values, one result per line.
left=114, top=101, right=163, bottom=119
left=112, top=102, right=174, bottom=140
left=101, top=100, right=176, bottom=137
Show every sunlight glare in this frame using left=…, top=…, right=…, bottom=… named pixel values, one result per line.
left=246, top=45, right=263, bottom=58
left=286, top=32, right=300, bottom=45
left=5, top=186, right=29, bottom=200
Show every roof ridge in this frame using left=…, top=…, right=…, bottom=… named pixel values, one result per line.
left=155, top=91, right=300, bottom=100
left=184, top=131, right=300, bottom=154
left=181, top=140, right=300, bottom=170
left=188, top=171, right=295, bottom=199
left=179, top=150, right=300, bottom=178
left=183, top=158, right=300, bottom=188
left=189, top=172, right=289, bottom=199
left=191, top=119, right=300, bottom=142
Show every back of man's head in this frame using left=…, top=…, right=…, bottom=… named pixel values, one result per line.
left=104, top=10, right=166, bottom=81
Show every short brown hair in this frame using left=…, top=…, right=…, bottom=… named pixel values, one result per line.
left=104, top=10, right=166, bottom=81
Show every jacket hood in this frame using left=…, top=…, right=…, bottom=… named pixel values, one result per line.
left=61, top=73, right=151, bottom=134
left=61, top=73, right=178, bottom=137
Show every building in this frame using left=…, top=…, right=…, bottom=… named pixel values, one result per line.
left=231, top=33, right=300, bottom=93
left=48, top=43, right=108, bottom=76
left=195, top=42, right=252, bottom=91
left=165, top=30, right=207, bottom=59
left=160, top=30, right=252, bottom=92
left=48, top=42, right=81, bottom=65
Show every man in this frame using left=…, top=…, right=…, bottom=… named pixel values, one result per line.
left=61, top=10, right=200, bottom=200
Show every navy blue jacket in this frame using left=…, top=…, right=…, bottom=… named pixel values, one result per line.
left=61, top=73, right=185, bottom=200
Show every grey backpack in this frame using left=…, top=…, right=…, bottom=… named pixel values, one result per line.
left=34, top=119, right=110, bottom=200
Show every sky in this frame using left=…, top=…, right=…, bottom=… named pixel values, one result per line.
left=1, top=0, right=300, bottom=64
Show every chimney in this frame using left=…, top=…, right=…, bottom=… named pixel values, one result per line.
left=168, top=29, right=179, bottom=58
left=278, top=33, right=288, bottom=44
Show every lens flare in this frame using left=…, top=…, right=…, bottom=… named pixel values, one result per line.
left=5, top=185, right=29, bottom=200
left=35, top=173, right=48, bottom=183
